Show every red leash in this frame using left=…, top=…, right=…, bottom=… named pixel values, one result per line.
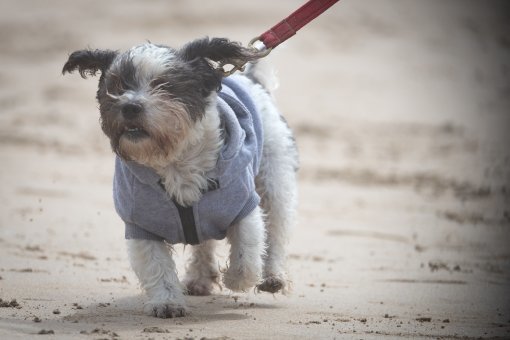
left=255, top=0, right=340, bottom=50
left=223, top=0, right=340, bottom=76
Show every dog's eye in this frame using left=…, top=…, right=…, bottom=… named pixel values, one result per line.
left=105, top=74, right=126, bottom=96
left=105, top=86, right=124, bottom=97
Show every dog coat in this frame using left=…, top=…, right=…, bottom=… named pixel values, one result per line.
left=113, top=75, right=263, bottom=245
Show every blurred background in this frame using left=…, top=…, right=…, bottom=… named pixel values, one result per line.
left=0, top=1, right=509, bottom=338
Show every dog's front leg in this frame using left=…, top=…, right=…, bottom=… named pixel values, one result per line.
left=126, top=239, right=187, bottom=318
left=223, top=206, right=265, bottom=291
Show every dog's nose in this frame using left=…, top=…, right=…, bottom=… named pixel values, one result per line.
left=121, top=103, right=143, bottom=120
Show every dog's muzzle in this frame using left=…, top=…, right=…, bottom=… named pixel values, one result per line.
left=122, top=102, right=143, bottom=120
left=119, top=102, right=149, bottom=141
left=123, top=125, right=149, bottom=141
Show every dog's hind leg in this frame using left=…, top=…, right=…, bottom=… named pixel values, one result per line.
left=183, top=240, right=220, bottom=296
left=223, top=206, right=265, bottom=292
left=256, top=167, right=297, bottom=294
left=126, top=239, right=187, bottom=318
left=255, top=117, right=298, bottom=294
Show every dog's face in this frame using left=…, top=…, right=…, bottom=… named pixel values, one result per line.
left=63, top=38, right=260, bottom=164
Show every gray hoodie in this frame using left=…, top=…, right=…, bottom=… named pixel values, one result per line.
left=113, top=75, right=263, bottom=245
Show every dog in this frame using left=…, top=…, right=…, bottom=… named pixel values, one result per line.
left=62, top=37, right=298, bottom=318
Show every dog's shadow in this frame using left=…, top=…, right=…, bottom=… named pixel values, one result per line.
left=62, top=293, right=281, bottom=330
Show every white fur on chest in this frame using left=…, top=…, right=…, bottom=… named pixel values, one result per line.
left=155, top=100, right=223, bottom=207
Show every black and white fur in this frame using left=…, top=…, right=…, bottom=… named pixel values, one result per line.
left=63, top=38, right=298, bottom=318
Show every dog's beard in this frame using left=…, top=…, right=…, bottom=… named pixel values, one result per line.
left=102, top=97, right=193, bottom=167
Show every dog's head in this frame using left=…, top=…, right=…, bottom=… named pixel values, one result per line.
left=62, top=38, right=260, bottom=164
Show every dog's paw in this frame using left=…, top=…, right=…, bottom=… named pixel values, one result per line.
left=144, top=301, right=187, bottom=318
left=184, top=277, right=215, bottom=296
left=223, top=264, right=261, bottom=292
left=257, top=275, right=286, bottom=294
left=183, top=266, right=220, bottom=296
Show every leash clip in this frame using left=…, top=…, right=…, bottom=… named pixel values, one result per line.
left=248, top=36, right=272, bottom=58
left=218, top=61, right=247, bottom=77
left=218, top=36, right=273, bottom=77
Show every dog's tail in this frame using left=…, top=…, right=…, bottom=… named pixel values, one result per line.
left=243, top=60, right=279, bottom=95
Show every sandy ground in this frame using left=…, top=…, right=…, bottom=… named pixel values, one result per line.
left=1, top=0, right=509, bottom=339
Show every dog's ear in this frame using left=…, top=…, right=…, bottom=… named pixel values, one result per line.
left=178, top=37, right=261, bottom=68
left=62, top=49, right=118, bottom=78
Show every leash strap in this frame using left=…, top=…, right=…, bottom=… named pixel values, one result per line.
left=256, top=0, right=340, bottom=50
left=222, top=0, right=339, bottom=76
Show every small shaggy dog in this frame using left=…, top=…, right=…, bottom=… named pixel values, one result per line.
left=62, top=37, right=298, bottom=318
